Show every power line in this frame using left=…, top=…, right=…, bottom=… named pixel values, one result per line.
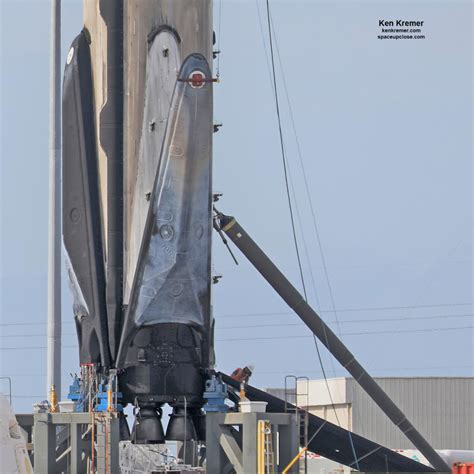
left=1, top=313, right=473, bottom=337
left=214, top=313, right=474, bottom=330
left=1, top=374, right=47, bottom=378
left=2, top=313, right=473, bottom=340
left=4, top=364, right=473, bottom=379
left=0, top=320, right=77, bottom=327
left=11, top=395, right=45, bottom=399
left=2, top=324, right=471, bottom=349
left=9, top=362, right=473, bottom=399
left=1, top=333, right=78, bottom=338
left=213, top=303, right=474, bottom=318
left=214, top=302, right=474, bottom=318
left=214, top=326, right=473, bottom=342
left=1, top=302, right=472, bottom=327
left=1, top=345, right=78, bottom=351
left=256, top=365, right=474, bottom=375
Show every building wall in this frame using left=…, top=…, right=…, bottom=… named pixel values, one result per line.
left=299, top=377, right=474, bottom=451
left=310, top=403, right=352, bottom=432
left=349, top=377, right=473, bottom=450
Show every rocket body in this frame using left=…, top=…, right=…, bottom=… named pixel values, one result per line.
left=62, top=1, right=214, bottom=442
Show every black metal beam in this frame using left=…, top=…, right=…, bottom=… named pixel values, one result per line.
left=216, top=212, right=449, bottom=472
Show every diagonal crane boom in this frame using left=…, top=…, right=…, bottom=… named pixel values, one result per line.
left=213, top=209, right=450, bottom=473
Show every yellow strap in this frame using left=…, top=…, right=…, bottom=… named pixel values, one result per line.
left=222, top=217, right=236, bottom=232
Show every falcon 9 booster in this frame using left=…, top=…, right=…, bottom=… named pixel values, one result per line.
left=62, top=1, right=214, bottom=442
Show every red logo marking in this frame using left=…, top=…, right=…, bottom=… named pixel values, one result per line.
left=190, top=71, right=205, bottom=88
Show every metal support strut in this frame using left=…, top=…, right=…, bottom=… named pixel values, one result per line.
left=213, top=209, right=450, bottom=473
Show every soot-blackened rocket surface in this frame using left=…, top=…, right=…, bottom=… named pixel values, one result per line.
left=62, top=0, right=214, bottom=442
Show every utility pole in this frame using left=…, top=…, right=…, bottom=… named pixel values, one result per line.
left=46, top=0, right=62, bottom=400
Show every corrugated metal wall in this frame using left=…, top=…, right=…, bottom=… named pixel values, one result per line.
left=348, top=377, right=473, bottom=450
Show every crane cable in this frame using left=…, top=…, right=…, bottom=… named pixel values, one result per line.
left=263, top=0, right=334, bottom=412
left=263, top=0, right=338, bottom=414
left=266, top=6, right=369, bottom=437
left=263, top=1, right=360, bottom=465
left=266, top=0, right=340, bottom=418
left=264, top=0, right=307, bottom=301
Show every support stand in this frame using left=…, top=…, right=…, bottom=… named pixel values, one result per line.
left=32, top=411, right=121, bottom=474
left=206, top=412, right=299, bottom=474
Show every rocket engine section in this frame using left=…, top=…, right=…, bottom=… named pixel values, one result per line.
left=62, top=0, right=215, bottom=444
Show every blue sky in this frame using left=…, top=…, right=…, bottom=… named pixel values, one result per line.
left=1, top=0, right=472, bottom=412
